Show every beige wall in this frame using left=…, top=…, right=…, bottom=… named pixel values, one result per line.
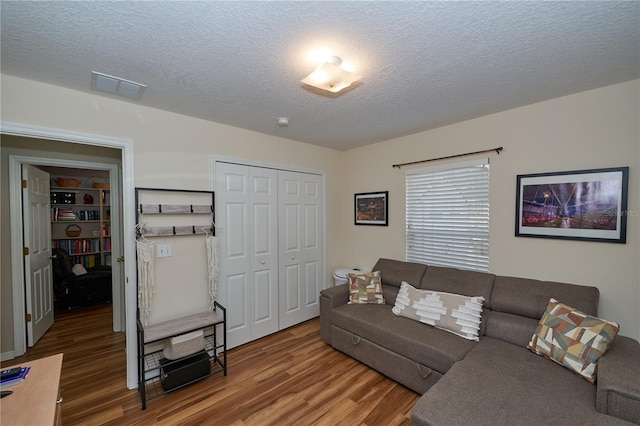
left=341, top=80, right=640, bottom=340
left=1, top=75, right=346, bottom=356
left=2, top=75, right=638, bottom=355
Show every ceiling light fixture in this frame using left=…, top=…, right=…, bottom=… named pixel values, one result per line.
left=301, top=56, right=361, bottom=93
left=91, top=71, right=146, bottom=100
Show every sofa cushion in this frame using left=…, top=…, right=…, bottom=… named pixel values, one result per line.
left=331, top=303, right=476, bottom=374
left=347, top=271, right=385, bottom=304
left=491, top=276, right=599, bottom=319
left=419, top=266, right=495, bottom=309
left=412, top=337, right=625, bottom=426
left=528, top=298, right=620, bottom=384
left=372, top=258, right=428, bottom=289
left=382, top=284, right=401, bottom=306
left=485, top=310, right=540, bottom=347
left=392, top=281, right=484, bottom=341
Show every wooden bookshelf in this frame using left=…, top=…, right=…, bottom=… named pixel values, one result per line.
left=51, top=186, right=111, bottom=267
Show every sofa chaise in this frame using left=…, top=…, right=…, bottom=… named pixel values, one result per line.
left=319, top=258, right=640, bottom=425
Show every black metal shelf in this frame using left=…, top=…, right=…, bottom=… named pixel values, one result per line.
left=136, top=302, right=227, bottom=409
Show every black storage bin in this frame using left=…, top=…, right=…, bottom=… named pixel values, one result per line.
left=51, top=192, right=76, bottom=204
left=159, top=351, right=211, bottom=391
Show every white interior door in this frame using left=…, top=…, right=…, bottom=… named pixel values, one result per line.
left=250, top=167, right=279, bottom=339
left=22, top=164, right=54, bottom=346
left=215, top=162, right=278, bottom=348
left=278, top=170, right=323, bottom=329
left=216, top=162, right=251, bottom=348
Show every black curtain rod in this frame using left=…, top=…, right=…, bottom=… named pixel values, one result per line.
left=392, top=147, right=503, bottom=169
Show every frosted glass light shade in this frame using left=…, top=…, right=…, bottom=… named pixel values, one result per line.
left=301, top=56, right=361, bottom=93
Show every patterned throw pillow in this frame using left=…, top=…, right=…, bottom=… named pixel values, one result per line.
left=347, top=271, right=385, bottom=304
left=527, top=298, right=620, bottom=384
left=392, top=281, right=485, bottom=341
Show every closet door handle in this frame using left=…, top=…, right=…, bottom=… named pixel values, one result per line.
left=261, top=260, right=265, bottom=264
left=291, top=256, right=295, bottom=260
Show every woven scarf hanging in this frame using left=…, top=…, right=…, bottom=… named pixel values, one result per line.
left=136, top=239, right=155, bottom=326
left=206, top=235, right=220, bottom=311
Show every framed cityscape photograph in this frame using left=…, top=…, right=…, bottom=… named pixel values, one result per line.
left=515, top=167, right=629, bottom=243
left=355, top=191, right=388, bottom=226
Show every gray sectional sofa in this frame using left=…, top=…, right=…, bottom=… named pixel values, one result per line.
left=319, top=258, right=640, bottom=425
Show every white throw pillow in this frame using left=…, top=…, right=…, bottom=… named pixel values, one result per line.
left=72, top=264, right=88, bottom=276
left=392, top=281, right=484, bottom=341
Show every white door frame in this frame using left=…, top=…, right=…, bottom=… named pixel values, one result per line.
left=2, top=121, right=139, bottom=390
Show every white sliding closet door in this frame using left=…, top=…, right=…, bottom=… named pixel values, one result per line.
left=278, top=170, right=323, bottom=329
left=215, top=163, right=278, bottom=348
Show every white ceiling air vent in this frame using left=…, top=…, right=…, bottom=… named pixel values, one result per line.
left=91, top=71, right=146, bottom=100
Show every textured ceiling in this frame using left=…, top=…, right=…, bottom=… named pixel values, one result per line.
left=1, top=1, right=639, bottom=151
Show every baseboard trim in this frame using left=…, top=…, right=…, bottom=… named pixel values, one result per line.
left=1, top=351, right=16, bottom=362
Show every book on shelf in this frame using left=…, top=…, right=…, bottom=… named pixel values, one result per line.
left=52, top=207, right=76, bottom=221
left=53, top=239, right=100, bottom=253
left=69, top=254, right=100, bottom=268
left=77, top=210, right=100, bottom=220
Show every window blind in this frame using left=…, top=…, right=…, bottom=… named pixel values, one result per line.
left=406, top=160, right=489, bottom=272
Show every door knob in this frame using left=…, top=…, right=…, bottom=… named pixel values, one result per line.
left=261, top=260, right=265, bottom=264
left=291, top=256, right=295, bottom=260
left=49, top=254, right=57, bottom=259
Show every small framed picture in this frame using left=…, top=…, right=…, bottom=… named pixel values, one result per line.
left=355, top=191, right=388, bottom=226
left=515, top=167, right=629, bottom=243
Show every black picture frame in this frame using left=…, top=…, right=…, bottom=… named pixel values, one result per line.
left=515, top=167, right=629, bottom=243
left=355, top=191, right=388, bottom=226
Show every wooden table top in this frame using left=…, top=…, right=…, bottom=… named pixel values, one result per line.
left=0, top=353, right=63, bottom=426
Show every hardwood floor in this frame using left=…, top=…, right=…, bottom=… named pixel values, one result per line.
left=2, top=304, right=419, bottom=425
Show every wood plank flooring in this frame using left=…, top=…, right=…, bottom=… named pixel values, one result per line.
left=2, top=304, right=419, bottom=425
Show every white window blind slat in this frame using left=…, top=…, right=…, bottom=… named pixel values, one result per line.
left=406, top=161, right=489, bottom=272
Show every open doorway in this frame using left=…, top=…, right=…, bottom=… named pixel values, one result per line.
left=1, top=124, right=139, bottom=389
left=4, top=137, right=123, bottom=345
left=40, top=166, right=117, bottom=326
